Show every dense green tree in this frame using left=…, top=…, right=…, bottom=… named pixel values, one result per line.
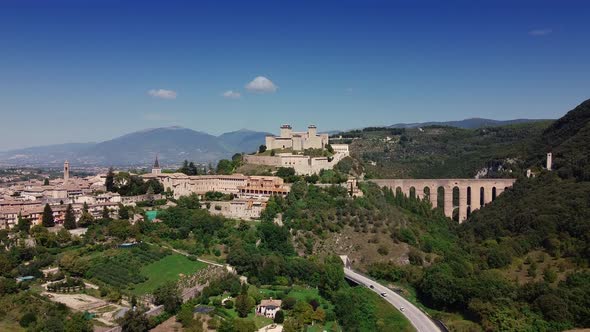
left=218, top=318, right=234, bottom=332
left=281, top=297, right=297, bottom=310
left=318, top=255, right=345, bottom=299
left=105, top=167, right=115, bottom=192
left=118, top=204, right=130, bottom=220
left=257, top=221, right=294, bottom=256
left=176, top=302, right=195, bottom=327
left=216, top=159, right=234, bottom=175
left=0, top=277, right=18, bottom=295
left=177, top=193, right=201, bottom=209
left=188, top=162, right=198, bottom=175
left=153, top=281, right=182, bottom=313
left=292, top=301, right=314, bottom=325
left=274, top=310, right=284, bottom=324
left=179, top=160, right=190, bottom=174
left=258, top=145, right=267, bottom=153
left=63, top=204, right=77, bottom=230
left=64, top=312, right=93, bottom=332
left=102, top=206, right=111, bottom=220
left=333, top=288, right=376, bottom=331
left=16, top=213, right=31, bottom=233
left=120, top=308, right=149, bottom=332
left=34, top=316, right=65, bottom=332
left=42, top=203, right=55, bottom=227
left=326, top=144, right=334, bottom=153
left=275, top=167, right=297, bottom=182
left=235, top=293, right=255, bottom=318
left=56, top=228, right=72, bottom=244
left=232, top=153, right=243, bottom=165
left=107, top=219, right=134, bottom=240
left=419, top=263, right=464, bottom=308
left=19, top=312, right=37, bottom=328
left=77, top=210, right=94, bottom=227
left=43, top=178, right=50, bottom=186
left=233, top=318, right=256, bottom=332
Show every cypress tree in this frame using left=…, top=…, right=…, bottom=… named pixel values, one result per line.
left=16, top=213, right=31, bottom=233
left=42, top=203, right=55, bottom=227
left=105, top=167, right=115, bottom=192
left=188, top=162, right=197, bottom=175
left=102, top=206, right=111, bottom=220
left=118, top=204, right=129, bottom=220
left=63, top=204, right=77, bottom=230
left=78, top=211, right=94, bottom=227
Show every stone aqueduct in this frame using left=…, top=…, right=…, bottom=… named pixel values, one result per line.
left=368, top=178, right=517, bottom=223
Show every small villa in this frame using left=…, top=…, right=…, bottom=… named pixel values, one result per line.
left=256, top=298, right=282, bottom=319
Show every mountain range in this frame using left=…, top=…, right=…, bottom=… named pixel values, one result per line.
left=0, top=127, right=270, bottom=167
left=0, top=117, right=551, bottom=167
left=389, top=117, right=551, bottom=129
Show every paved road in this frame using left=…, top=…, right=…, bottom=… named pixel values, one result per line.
left=344, top=268, right=442, bottom=332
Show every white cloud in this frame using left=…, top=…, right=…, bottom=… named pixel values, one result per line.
left=148, top=89, right=177, bottom=99
left=245, top=76, right=278, bottom=93
left=529, top=28, right=552, bottom=36
left=222, top=90, right=241, bottom=99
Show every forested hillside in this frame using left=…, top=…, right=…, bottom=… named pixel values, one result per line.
left=284, top=99, right=590, bottom=331
left=334, top=122, right=552, bottom=179
left=412, top=100, right=590, bottom=330
left=541, top=99, right=590, bottom=181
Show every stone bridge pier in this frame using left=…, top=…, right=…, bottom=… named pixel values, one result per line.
left=368, top=178, right=516, bottom=223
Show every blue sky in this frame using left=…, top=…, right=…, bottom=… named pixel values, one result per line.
left=1, top=0, right=589, bottom=150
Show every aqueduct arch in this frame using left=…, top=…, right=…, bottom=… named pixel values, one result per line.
left=369, top=178, right=516, bottom=223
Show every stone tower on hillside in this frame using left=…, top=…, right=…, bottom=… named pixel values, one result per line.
left=152, top=155, right=162, bottom=175
left=63, top=160, right=70, bottom=183
left=546, top=152, right=552, bottom=171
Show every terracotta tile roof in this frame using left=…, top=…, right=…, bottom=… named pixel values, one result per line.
left=259, top=299, right=282, bottom=308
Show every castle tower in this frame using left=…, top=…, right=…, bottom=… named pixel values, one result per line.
left=307, top=124, right=317, bottom=137
left=280, top=124, right=293, bottom=138
left=152, top=155, right=162, bottom=175
left=546, top=152, right=552, bottom=171
left=63, top=160, right=70, bottom=183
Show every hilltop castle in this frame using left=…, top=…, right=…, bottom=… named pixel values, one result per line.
left=265, top=124, right=329, bottom=151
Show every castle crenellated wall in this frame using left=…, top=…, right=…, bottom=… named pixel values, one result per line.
left=243, top=147, right=350, bottom=175
left=266, top=125, right=328, bottom=151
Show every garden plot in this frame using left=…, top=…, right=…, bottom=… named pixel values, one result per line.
left=42, top=292, right=124, bottom=326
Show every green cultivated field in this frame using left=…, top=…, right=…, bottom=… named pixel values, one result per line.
left=131, top=254, right=207, bottom=295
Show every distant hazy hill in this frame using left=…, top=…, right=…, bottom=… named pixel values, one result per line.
left=389, top=118, right=550, bottom=129
left=0, top=126, right=269, bottom=167
left=218, top=129, right=271, bottom=155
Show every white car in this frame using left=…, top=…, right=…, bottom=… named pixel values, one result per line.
left=400, top=306, right=405, bottom=312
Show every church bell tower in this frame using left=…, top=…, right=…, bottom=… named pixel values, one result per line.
left=152, top=155, right=162, bottom=175
left=64, top=160, right=70, bottom=183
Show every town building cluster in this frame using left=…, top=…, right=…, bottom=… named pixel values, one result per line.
left=0, top=161, right=157, bottom=229
left=143, top=159, right=291, bottom=220
left=0, top=124, right=352, bottom=227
